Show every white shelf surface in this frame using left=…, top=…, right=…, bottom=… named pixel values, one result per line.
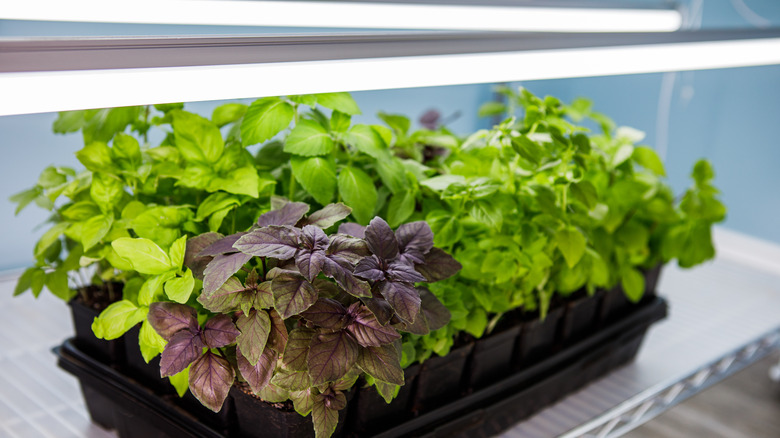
left=0, top=228, right=779, bottom=437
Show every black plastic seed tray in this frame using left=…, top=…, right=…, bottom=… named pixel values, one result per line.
left=55, top=297, right=667, bottom=438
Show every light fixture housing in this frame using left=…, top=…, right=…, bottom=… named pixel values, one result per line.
left=2, top=30, right=780, bottom=116
left=0, top=0, right=682, bottom=33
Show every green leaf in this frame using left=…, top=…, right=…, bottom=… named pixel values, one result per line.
left=76, top=142, right=115, bottom=173
left=195, top=193, right=240, bottom=222
left=556, top=228, right=586, bottom=269
left=172, top=111, right=224, bottom=164
left=207, top=166, right=260, bottom=198
left=291, top=156, right=337, bottom=205
left=692, top=159, right=715, bottom=185
left=138, top=273, right=175, bottom=306
left=37, top=166, right=69, bottom=189
left=330, top=111, right=351, bottom=133
left=139, top=318, right=166, bottom=363
left=426, top=210, right=463, bottom=248
left=168, top=366, right=190, bottom=397
left=420, top=175, right=465, bottom=192
left=62, top=201, right=101, bottom=221
left=611, top=143, right=634, bottom=168
left=30, top=268, right=46, bottom=298
left=34, top=222, right=69, bottom=259
left=621, top=268, right=645, bottom=303
left=169, top=235, right=187, bottom=271
left=45, top=269, right=74, bottom=301
left=112, top=237, right=173, bottom=275
left=241, top=97, right=294, bottom=146
left=478, top=101, right=507, bottom=118
left=9, top=187, right=41, bottom=215
left=284, top=120, right=334, bottom=156
left=345, top=124, right=385, bottom=159
left=356, top=344, right=403, bottom=386
left=378, top=112, right=410, bottom=137
left=91, top=300, right=147, bottom=340
left=633, top=146, right=665, bottom=176
left=315, top=92, right=361, bottom=115
left=212, top=103, right=247, bottom=127
left=53, top=110, right=86, bottom=133
left=13, top=267, right=36, bottom=297
left=464, top=308, right=487, bottom=338
left=113, top=134, right=142, bottom=166
left=387, top=190, right=415, bottom=228
left=164, top=269, right=195, bottom=303
left=81, top=214, right=113, bottom=250
left=338, top=167, right=377, bottom=225
left=90, top=172, right=124, bottom=214
left=375, top=156, right=409, bottom=195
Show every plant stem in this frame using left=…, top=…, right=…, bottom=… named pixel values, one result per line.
left=261, top=257, right=267, bottom=280
left=289, top=171, right=296, bottom=201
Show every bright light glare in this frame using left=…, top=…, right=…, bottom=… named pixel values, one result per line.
left=1, top=0, right=682, bottom=32
left=3, top=37, right=780, bottom=116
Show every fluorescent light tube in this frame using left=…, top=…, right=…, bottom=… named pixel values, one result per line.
left=0, top=0, right=682, bottom=33
left=2, top=37, right=780, bottom=116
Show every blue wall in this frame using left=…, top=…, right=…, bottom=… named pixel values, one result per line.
left=2, top=0, right=780, bottom=271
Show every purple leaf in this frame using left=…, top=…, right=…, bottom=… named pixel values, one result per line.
left=160, top=330, right=204, bottom=377
left=236, top=310, right=271, bottom=365
left=396, top=221, right=434, bottom=264
left=257, top=202, right=310, bottom=227
left=198, top=232, right=247, bottom=257
left=378, top=280, right=421, bottom=324
left=312, top=393, right=343, bottom=438
left=185, top=232, right=223, bottom=279
left=396, top=309, right=429, bottom=335
left=282, top=328, right=316, bottom=371
left=271, top=271, right=318, bottom=318
left=148, top=302, right=198, bottom=341
left=300, top=225, right=330, bottom=250
left=419, top=286, right=450, bottom=331
left=312, top=278, right=347, bottom=300
left=233, top=226, right=300, bottom=259
left=301, top=203, right=352, bottom=229
left=266, top=309, right=289, bottom=354
left=300, top=298, right=348, bottom=330
left=188, top=352, right=235, bottom=412
left=364, top=217, right=399, bottom=261
left=237, top=345, right=276, bottom=394
left=355, top=343, right=404, bottom=385
left=337, top=222, right=366, bottom=238
left=271, top=369, right=311, bottom=391
left=307, top=331, right=359, bottom=386
left=202, top=252, right=252, bottom=294
left=386, top=260, right=427, bottom=283
left=361, top=285, right=396, bottom=326
left=353, top=255, right=386, bottom=281
left=322, top=257, right=371, bottom=298
left=197, top=276, right=250, bottom=313
left=326, top=234, right=370, bottom=264
left=415, top=247, right=463, bottom=282
left=255, top=280, right=275, bottom=309
left=296, top=249, right=327, bottom=283
left=202, top=314, right=240, bottom=348
left=289, top=388, right=316, bottom=416
left=346, top=303, right=401, bottom=347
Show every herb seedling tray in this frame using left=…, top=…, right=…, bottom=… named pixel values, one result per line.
left=55, top=297, right=666, bottom=438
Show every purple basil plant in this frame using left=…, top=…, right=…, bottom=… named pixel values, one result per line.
left=147, top=201, right=461, bottom=438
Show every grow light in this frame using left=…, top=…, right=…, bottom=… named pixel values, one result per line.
left=2, top=31, right=780, bottom=116
left=0, top=0, right=682, bottom=33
